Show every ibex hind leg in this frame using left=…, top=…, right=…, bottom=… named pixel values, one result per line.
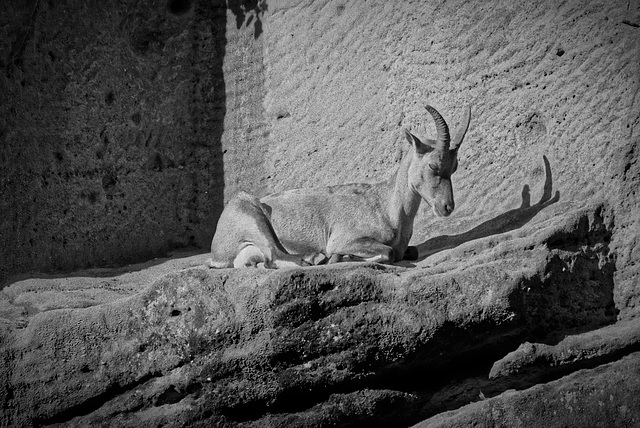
left=210, top=192, right=281, bottom=269
left=236, top=195, right=328, bottom=268
left=232, top=245, right=315, bottom=269
left=212, top=192, right=327, bottom=269
left=235, top=198, right=328, bottom=268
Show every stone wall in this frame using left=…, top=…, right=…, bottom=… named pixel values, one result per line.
left=0, top=0, right=268, bottom=284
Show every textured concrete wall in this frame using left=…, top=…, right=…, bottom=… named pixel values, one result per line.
left=0, top=0, right=268, bottom=284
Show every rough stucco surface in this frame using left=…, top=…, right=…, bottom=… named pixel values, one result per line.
left=0, top=0, right=268, bottom=284
left=1, top=0, right=640, bottom=427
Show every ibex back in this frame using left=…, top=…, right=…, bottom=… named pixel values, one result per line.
left=209, top=105, right=471, bottom=268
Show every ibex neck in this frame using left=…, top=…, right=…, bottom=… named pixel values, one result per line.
left=387, top=154, right=421, bottom=232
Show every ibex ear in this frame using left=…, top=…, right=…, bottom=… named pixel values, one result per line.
left=404, top=129, right=434, bottom=155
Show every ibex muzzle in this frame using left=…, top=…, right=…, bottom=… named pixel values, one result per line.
left=208, top=105, right=471, bottom=268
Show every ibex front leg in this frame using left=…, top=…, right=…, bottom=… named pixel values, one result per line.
left=327, top=238, right=395, bottom=264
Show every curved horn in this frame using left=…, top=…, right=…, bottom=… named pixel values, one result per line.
left=425, top=105, right=450, bottom=151
left=451, top=105, right=471, bottom=151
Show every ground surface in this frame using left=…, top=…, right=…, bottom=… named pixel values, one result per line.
left=1, top=199, right=638, bottom=426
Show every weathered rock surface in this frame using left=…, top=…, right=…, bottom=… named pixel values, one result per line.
left=489, top=317, right=640, bottom=381
left=0, top=202, right=632, bottom=427
left=414, top=351, right=640, bottom=428
left=1, top=0, right=639, bottom=426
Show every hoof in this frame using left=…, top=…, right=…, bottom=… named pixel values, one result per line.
left=403, top=246, right=419, bottom=261
left=327, top=254, right=343, bottom=264
left=309, top=252, right=329, bottom=265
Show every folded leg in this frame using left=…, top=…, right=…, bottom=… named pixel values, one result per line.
left=327, top=238, right=395, bottom=264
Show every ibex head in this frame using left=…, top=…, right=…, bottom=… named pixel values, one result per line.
left=404, top=105, right=471, bottom=217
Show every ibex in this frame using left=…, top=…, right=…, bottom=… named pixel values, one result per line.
left=208, top=105, right=470, bottom=268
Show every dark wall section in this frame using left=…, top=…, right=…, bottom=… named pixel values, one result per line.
left=221, top=0, right=270, bottom=201
left=0, top=0, right=232, bottom=284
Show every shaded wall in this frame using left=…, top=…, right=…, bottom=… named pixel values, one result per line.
left=0, top=0, right=267, bottom=284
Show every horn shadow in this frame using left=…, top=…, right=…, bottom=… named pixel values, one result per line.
left=413, top=155, right=560, bottom=261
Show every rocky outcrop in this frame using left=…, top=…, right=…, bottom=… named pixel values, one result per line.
left=416, top=351, right=640, bottom=428
left=1, top=0, right=639, bottom=426
left=1, top=200, right=636, bottom=427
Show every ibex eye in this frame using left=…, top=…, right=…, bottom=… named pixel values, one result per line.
left=428, top=164, right=439, bottom=172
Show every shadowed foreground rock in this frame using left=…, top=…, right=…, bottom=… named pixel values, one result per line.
left=2, top=202, right=636, bottom=427
left=414, top=351, right=640, bottom=428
